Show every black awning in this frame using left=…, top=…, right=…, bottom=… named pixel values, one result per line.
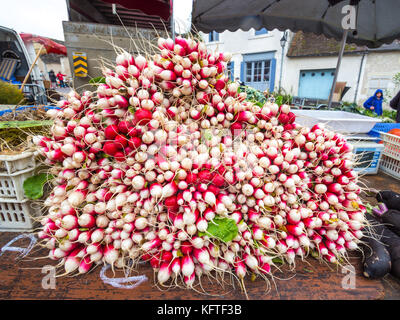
left=192, top=0, right=400, bottom=48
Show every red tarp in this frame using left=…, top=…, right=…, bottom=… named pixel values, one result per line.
left=19, top=33, right=67, bottom=56
left=99, top=0, right=171, bottom=21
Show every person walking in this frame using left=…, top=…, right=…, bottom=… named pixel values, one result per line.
left=235, top=77, right=245, bottom=86
left=363, top=89, right=384, bottom=116
left=389, top=89, right=400, bottom=123
left=56, top=71, right=66, bottom=88
left=48, top=70, right=57, bottom=89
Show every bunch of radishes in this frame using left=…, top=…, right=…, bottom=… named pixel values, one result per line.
left=33, top=35, right=367, bottom=289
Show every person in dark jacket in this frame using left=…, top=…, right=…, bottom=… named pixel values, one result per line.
left=389, top=89, right=400, bottom=123
left=48, top=70, right=57, bottom=89
left=363, top=89, right=384, bottom=116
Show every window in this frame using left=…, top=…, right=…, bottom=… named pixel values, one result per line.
left=368, top=77, right=390, bottom=96
left=208, top=31, right=219, bottom=42
left=245, top=60, right=271, bottom=83
left=255, top=28, right=268, bottom=36
left=227, top=62, right=234, bottom=81
left=254, top=61, right=262, bottom=82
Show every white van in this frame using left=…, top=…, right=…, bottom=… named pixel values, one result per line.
left=0, top=25, right=47, bottom=104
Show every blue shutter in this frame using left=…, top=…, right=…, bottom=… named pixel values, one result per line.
left=230, top=61, right=234, bottom=81
left=208, top=33, right=212, bottom=42
left=215, top=31, right=219, bottom=42
left=269, top=58, right=276, bottom=92
left=240, top=61, right=245, bottom=83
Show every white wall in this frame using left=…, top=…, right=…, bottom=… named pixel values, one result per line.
left=283, top=54, right=364, bottom=102
left=60, top=56, right=71, bottom=78
left=201, top=29, right=288, bottom=90
left=359, top=51, right=400, bottom=109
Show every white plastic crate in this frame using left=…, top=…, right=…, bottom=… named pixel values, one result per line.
left=0, top=151, right=36, bottom=175
left=0, top=167, right=35, bottom=201
left=379, top=154, right=400, bottom=180
left=0, top=198, right=42, bottom=232
left=380, top=132, right=400, bottom=161
left=379, top=132, right=400, bottom=180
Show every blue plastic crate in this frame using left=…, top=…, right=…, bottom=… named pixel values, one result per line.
left=368, top=123, right=400, bottom=138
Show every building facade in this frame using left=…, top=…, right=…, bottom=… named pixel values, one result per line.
left=202, top=29, right=400, bottom=108
left=286, top=32, right=400, bottom=107
left=200, top=28, right=289, bottom=93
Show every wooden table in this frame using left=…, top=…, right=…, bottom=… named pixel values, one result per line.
left=0, top=174, right=399, bottom=300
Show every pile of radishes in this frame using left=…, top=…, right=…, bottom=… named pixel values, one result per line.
left=34, top=35, right=367, bottom=289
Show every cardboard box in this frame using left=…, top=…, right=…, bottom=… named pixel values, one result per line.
left=334, top=81, right=346, bottom=94
left=332, top=93, right=341, bottom=102
left=43, top=80, right=51, bottom=89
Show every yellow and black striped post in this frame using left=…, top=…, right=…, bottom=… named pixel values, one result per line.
left=72, top=52, right=88, bottom=77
